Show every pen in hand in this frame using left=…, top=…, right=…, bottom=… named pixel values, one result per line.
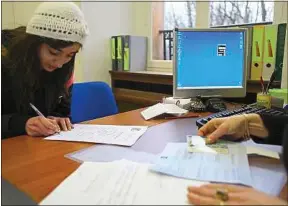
left=29, top=103, right=61, bottom=134
left=29, top=103, right=45, bottom=117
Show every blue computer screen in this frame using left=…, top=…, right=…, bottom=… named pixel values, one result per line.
left=176, top=30, right=245, bottom=88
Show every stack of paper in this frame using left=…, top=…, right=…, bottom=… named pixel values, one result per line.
left=40, top=160, right=206, bottom=205
left=45, top=124, right=148, bottom=146
left=242, top=139, right=282, bottom=159
left=151, top=140, right=253, bottom=186
left=150, top=138, right=287, bottom=196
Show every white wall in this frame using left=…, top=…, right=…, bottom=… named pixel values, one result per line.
left=2, top=2, right=15, bottom=29
left=130, top=2, right=151, bottom=64
left=80, top=2, right=133, bottom=84
left=13, top=2, right=40, bottom=28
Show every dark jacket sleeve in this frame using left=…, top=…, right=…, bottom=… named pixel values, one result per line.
left=282, top=125, right=288, bottom=175
left=50, top=85, right=72, bottom=118
left=1, top=63, right=33, bottom=139
left=1, top=114, right=32, bottom=139
left=259, top=114, right=288, bottom=145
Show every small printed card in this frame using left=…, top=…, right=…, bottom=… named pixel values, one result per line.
left=187, top=135, right=229, bottom=154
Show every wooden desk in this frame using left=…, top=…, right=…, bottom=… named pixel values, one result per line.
left=2, top=109, right=287, bottom=203
left=1, top=108, right=167, bottom=203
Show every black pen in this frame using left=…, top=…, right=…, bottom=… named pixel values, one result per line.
left=265, top=70, right=276, bottom=94
left=29, top=103, right=60, bottom=133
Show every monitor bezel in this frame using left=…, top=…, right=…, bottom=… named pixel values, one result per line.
left=173, top=27, right=249, bottom=98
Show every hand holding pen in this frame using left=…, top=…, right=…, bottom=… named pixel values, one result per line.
left=26, top=103, right=62, bottom=137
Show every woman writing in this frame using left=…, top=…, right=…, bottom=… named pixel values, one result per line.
left=187, top=113, right=288, bottom=205
left=2, top=2, right=89, bottom=139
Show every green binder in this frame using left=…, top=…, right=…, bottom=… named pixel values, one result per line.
left=116, top=36, right=124, bottom=71
left=123, top=35, right=130, bottom=71
left=275, top=23, right=287, bottom=81
left=251, top=25, right=265, bottom=80
left=111, top=36, right=117, bottom=71
left=262, top=24, right=278, bottom=80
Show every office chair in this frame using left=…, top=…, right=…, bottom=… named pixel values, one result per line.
left=71, top=82, right=118, bottom=123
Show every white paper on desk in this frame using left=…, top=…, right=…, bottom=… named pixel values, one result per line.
left=66, top=145, right=156, bottom=164
left=141, top=103, right=167, bottom=120
left=186, top=137, right=281, bottom=159
left=45, top=124, right=148, bottom=146
left=164, top=104, right=188, bottom=115
left=141, top=103, right=188, bottom=120
left=151, top=142, right=253, bottom=186
left=250, top=165, right=287, bottom=196
left=40, top=160, right=206, bottom=205
left=246, top=146, right=280, bottom=159
left=241, top=139, right=282, bottom=159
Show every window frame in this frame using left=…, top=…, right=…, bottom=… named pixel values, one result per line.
left=149, top=0, right=284, bottom=71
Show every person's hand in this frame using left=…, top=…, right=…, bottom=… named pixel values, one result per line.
left=25, top=116, right=60, bottom=137
left=48, top=116, right=73, bottom=131
left=198, top=114, right=268, bottom=144
left=187, top=183, right=288, bottom=205
left=198, top=115, right=248, bottom=144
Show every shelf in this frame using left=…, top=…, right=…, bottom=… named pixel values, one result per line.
left=110, top=71, right=280, bottom=89
left=110, top=70, right=281, bottom=108
left=109, top=71, right=172, bottom=86
left=113, top=88, right=166, bottom=106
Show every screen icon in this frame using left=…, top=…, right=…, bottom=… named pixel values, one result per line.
left=217, top=44, right=226, bottom=56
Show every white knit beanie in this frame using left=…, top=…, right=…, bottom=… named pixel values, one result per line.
left=26, top=2, right=89, bottom=45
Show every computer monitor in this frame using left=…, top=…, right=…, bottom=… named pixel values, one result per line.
left=173, top=28, right=249, bottom=98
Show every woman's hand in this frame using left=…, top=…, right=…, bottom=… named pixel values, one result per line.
left=197, top=115, right=247, bottom=144
left=187, top=183, right=287, bottom=205
left=25, top=116, right=60, bottom=137
left=48, top=116, right=73, bottom=131
left=198, top=114, right=268, bottom=144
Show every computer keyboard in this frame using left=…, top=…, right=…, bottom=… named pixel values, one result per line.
left=196, top=103, right=288, bottom=128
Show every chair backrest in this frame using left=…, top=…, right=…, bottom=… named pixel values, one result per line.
left=71, top=81, right=118, bottom=123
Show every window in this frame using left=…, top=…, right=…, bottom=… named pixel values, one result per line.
left=164, top=2, right=196, bottom=29
left=152, top=1, right=275, bottom=63
left=152, top=2, right=196, bottom=61
left=210, top=1, right=274, bottom=27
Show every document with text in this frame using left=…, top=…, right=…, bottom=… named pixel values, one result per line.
left=45, top=124, right=148, bottom=146
left=40, top=160, right=206, bottom=205
left=151, top=141, right=252, bottom=186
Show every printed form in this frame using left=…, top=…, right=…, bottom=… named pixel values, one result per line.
left=45, top=124, right=148, bottom=146
left=40, top=160, right=206, bottom=205
left=151, top=137, right=252, bottom=186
